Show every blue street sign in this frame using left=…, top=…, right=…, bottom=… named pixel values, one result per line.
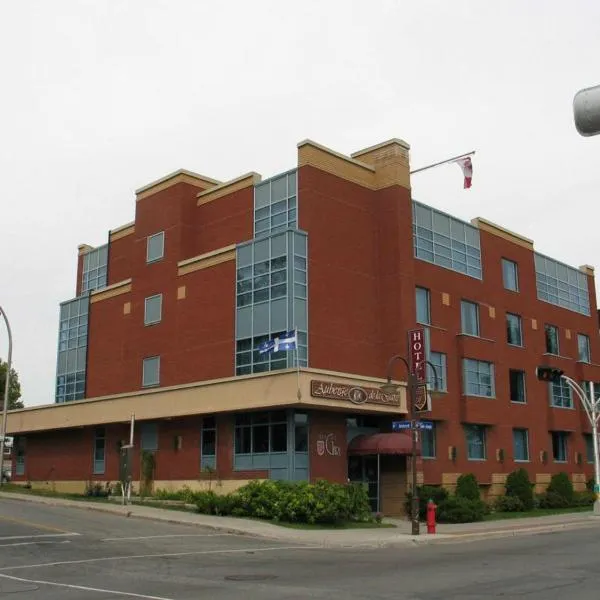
left=418, top=421, right=434, bottom=430
left=392, top=421, right=412, bottom=431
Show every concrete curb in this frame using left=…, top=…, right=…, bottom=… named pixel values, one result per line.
left=2, top=491, right=599, bottom=548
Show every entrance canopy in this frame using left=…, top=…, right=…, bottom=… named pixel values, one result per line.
left=348, top=432, right=417, bottom=456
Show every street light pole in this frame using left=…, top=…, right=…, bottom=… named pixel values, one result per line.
left=381, top=354, right=439, bottom=536
left=0, top=305, right=13, bottom=486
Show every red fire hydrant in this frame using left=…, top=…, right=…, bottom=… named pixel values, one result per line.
left=426, top=498, right=437, bottom=534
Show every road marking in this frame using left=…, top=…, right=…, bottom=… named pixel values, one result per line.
left=0, top=515, right=76, bottom=534
left=0, top=573, right=176, bottom=600
left=101, top=533, right=230, bottom=542
left=0, top=540, right=71, bottom=548
left=0, top=544, right=323, bottom=571
left=0, top=533, right=80, bottom=541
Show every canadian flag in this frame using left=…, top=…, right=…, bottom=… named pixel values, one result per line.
left=455, top=156, right=473, bottom=189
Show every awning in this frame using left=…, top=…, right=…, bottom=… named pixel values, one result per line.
left=348, top=433, right=417, bottom=456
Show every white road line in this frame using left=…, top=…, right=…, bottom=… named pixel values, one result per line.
left=0, top=540, right=71, bottom=548
left=0, top=573, right=176, bottom=600
left=0, top=533, right=80, bottom=541
left=101, top=533, right=230, bottom=542
left=0, top=544, right=323, bottom=572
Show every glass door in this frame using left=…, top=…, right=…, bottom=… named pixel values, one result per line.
left=348, top=455, right=379, bottom=512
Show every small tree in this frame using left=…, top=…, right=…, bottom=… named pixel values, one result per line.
left=455, top=473, right=480, bottom=501
left=0, top=359, right=23, bottom=409
left=547, top=472, right=574, bottom=505
left=505, top=468, right=534, bottom=510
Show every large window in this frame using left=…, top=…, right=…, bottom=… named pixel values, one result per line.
left=413, top=201, right=482, bottom=279
left=578, top=334, right=591, bottom=363
left=585, top=434, right=595, bottom=463
left=93, top=427, right=106, bottom=474
left=545, top=324, right=559, bottom=355
left=415, top=287, right=430, bottom=325
left=235, top=231, right=308, bottom=375
left=551, top=431, right=568, bottom=462
left=465, top=425, right=486, bottom=460
left=254, top=170, right=297, bottom=237
left=144, top=294, right=162, bottom=326
left=506, top=313, right=523, bottom=346
left=56, top=296, right=89, bottom=403
left=147, top=232, right=165, bottom=263
left=421, top=423, right=436, bottom=459
left=15, top=438, right=25, bottom=476
left=502, top=258, right=519, bottom=292
left=461, top=300, right=480, bottom=336
left=550, top=379, right=573, bottom=408
left=513, top=429, right=529, bottom=462
left=428, top=352, right=447, bottom=392
left=509, top=369, right=526, bottom=403
left=140, top=423, right=158, bottom=451
left=201, top=417, right=216, bottom=470
left=142, top=356, right=160, bottom=387
left=81, top=245, right=108, bottom=294
left=294, top=412, right=308, bottom=452
left=234, top=412, right=288, bottom=455
left=463, top=359, right=495, bottom=398
left=534, top=253, right=590, bottom=316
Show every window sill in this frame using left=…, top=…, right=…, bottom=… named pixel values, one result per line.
left=514, top=459, right=530, bottom=463
left=550, top=405, right=575, bottom=410
left=510, top=400, right=527, bottom=405
left=142, top=383, right=160, bottom=389
left=467, top=458, right=487, bottom=462
left=146, top=257, right=165, bottom=265
left=507, top=343, right=525, bottom=349
left=463, top=394, right=496, bottom=400
left=553, top=460, right=568, bottom=464
left=543, top=353, right=572, bottom=361
left=422, top=456, right=436, bottom=461
left=144, top=321, right=162, bottom=327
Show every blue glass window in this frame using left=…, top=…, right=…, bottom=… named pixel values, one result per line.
left=81, top=245, right=108, bottom=294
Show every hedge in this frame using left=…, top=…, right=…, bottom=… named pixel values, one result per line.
left=194, top=480, right=372, bottom=525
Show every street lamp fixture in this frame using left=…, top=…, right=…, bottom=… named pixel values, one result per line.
left=381, top=354, right=439, bottom=536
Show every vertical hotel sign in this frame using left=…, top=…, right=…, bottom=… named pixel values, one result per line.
left=408, top=328, right=430, bottom=413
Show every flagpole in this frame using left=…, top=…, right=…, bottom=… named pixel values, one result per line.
left=410, top=151, right=475, bottom=175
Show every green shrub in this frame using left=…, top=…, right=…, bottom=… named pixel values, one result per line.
left=436, top=496, right=486, bottom=523
left=494, top=495, right=525, bottom=512
left=504, top=468, right=534, bottom=510
left=195, top=491, right=218, bottom=514
left=538, top=491, right=570, bottom=509
left=404, top=485, right=449, bottom=521
left=573, top=490, right=596, bottom=507
left=455, top=473, right=480, bottom=501
left=195, top=480, right=371, bottom=525
left=547, top=472, right=574, bottom=505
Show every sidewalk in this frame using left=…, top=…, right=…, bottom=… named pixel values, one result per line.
left=1, top=491, right=598, bottom=548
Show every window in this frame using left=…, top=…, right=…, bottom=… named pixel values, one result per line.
left=142, top=356, right=160, bottom=387
left=545, top=324, right=559, bottom=355
left=578, top=334, right=591, bottom=363
left=15, top=438, right=25, bottom=476
left=506, top=313, right=523, bottom=346
left=415, top=287, right=430, bottom=325
left=465, top=424, right=486, bottom=460
left=81, top=245, right=108, bottom=294
left=534, top=253, right=590, bottom=316
left=234, top=411, right=288, bottom=455
left=513, top=429, right=529, bottom=462
left=93, top=427, right=106, bottom=474
left=509, top=370, right=526, bottom=403
left=585, top=434, right=595, bottom=463
left=582, top=381, right=600, bottom=402
left=502, top=258, right=519, bottom=292
left=551, top=431, right=568, bottom=462
left=550, top=379, right=573, bottom=408
left=428, top=352, right=447, bottom=392
left=461, top=300, right=480, bottom=336
left=463, top=359, right=495, bottom=398
left=413, top=201, right=482, bottom=279
left=146, top=232, right=165, bottom=263
left=254, top=170, right=297, bottom=237
left=201, top=417, right=217, bottom=470
left=294, top=412, right=308, bottom=452
left=144, top=294, right=162, bottom=326
left=421, top=423, right=436, bottom=458
left=140, top=423, right=158, bottom=451
left=55, top=296, right=89, bottom=403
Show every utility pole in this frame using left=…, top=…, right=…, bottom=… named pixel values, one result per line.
left=0, top=305, right=13, bottom=486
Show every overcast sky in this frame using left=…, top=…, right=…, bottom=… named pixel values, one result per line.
left=1, top=0, right=599, bottom=407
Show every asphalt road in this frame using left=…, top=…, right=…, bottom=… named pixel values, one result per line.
left=1, top=497, right=600, bottom=599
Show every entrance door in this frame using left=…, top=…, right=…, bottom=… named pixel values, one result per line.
left=348, top=455, right=379, bottom=512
